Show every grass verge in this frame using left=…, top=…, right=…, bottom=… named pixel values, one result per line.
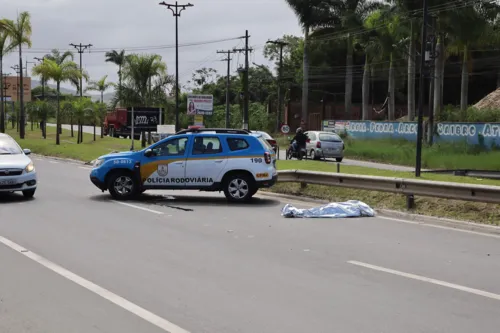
left=7, top=126, right=140, bottom=162
left=275, top=134, right=500, bottom=170
left=269, top=160, right=500, bottom=225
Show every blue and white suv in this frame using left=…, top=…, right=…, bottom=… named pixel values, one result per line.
left=90, top=128, right=278, bottom=202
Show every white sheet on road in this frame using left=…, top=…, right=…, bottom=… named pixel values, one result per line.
left=281, top=200, right=375, bottom=218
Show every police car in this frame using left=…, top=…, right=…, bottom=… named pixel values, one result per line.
left=89, top=128, right=278, bottom=202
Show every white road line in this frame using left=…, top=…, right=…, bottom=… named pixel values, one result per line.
left=348, top=260, right=500, bottom=301
left=0, top=236, right=190, bottom=333
left=377, top=216, right=500, bottom=239
left=49, top=160, right=58, bottom=164
left=79, top=166, right=92, bottom=170
left=111, top=201, right=164, bottom=215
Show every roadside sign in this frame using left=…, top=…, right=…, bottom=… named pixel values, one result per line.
left=187, top=94, right=213, bottom=116
left=281, top=124, right=290, bottom=134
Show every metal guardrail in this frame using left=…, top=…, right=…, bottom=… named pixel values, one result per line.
left=277, top=170, right=500, bottom=206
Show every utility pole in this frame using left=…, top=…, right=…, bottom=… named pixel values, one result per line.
left=34, top=57, right=46, bottom=100
left=25, top=57, right=35, bottom=77
left=159, top=1, right=194, bottom=133
left=266, top=39, right=288, bottom=132
left=415, top=0, right=429, bottom=177
left=217, top=50, right=233, bottom=128
left=70, top=42, right=92, bottom=144
left=426, top=16, right=437, bottom=146
left=233, top=30, right=252, bottom=130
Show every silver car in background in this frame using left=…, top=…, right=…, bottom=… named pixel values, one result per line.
left=304, top=131, right=345, bottom=162
left=0, top=133, right=37, bottom=198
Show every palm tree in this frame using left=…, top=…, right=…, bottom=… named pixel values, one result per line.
left=72, top=97, right=92, bottom=143
left=0, top=11, right=32, bottom=139
left=61, top=98, right=75, bottom=138
left=86, top=75, right=113, bottom=103
left=0, top=29, right=15, bottom=133
left=320, top=0, right=382, bottom=116
left=120, top=53, right=168, bottom=106
left=105, top=49, right=126, bottom=106
left=284, top=0, right=328, bottom=126
left=32, top=58, right=81, bottom=145
left=95, top=102, right=108, bottom=138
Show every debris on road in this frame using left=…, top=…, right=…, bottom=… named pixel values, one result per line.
left=281, top=200, right=375, bottom=218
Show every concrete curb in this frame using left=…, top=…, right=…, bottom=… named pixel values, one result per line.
left=258, top=191, right=500, bottom=236
left=32, top=153, right=89, bottom=165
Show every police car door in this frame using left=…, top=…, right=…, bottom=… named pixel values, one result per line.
left=184, top=135, right=227, bottom=187
left=141, top=135, right=190, bottom=188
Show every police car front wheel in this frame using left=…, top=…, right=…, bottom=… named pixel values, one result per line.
left=223, top=174, right=255, bottom=202
left=108, top=172, right=138, bottom=200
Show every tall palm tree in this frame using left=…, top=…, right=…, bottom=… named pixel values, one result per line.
left=319, top=0, right=382, bottom=117
left=32, top=58, right=81, bottom=145
left=284, top=0, right=328, bottom=126
left=95, top=102, right=108, bottom=138
left=0, top=29, right=15, bottom=133
left=120, top=53, right=167, bottom=106
left=86, top=75, right=113, bottom=103
left=105, top=49, right=126, bottom=106
left=0, top=11, right=32, bottom=139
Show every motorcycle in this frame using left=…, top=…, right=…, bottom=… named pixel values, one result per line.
left=286, top=142, right=307, bottom=160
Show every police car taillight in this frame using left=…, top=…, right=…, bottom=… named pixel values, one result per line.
left=264, top=152, right=271, bottom=164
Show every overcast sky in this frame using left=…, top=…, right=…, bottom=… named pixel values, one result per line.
left=1, top=0, right=302, bottom=95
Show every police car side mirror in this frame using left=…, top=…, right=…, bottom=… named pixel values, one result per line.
left=144, top=149, right=154, bottom=157
left=23, top=148, right=31, bottom=155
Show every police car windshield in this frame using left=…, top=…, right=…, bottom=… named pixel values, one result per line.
left=0, top=137, right=22, bottom=155
left=256, top=136, right=273, bottom=150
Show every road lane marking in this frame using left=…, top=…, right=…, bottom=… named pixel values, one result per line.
left=49, top=160, right=58, bottom=164
left=0, top=236, right=190, bottom=333
left=377, top=216, right=500, bottom=239
left=111, top=201, right=164, bottom=215
left=79, top=166, right=92, bottom=170
left=348, top=260, right=500, bottom=301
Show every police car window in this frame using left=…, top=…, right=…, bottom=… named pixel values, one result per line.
left=227, top=138, right=249, bottom=151
left=153, top=137, right=188, bottom=156
left=192, top=137, right=223, bottom=155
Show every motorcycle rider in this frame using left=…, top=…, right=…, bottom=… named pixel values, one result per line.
left=290, top=127, right=307, bottom=153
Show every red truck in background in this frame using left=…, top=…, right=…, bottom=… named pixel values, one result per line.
left=103, top=107, right=161, bottom=139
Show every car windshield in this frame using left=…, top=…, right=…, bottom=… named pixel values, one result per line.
left=254, top=131, right=272, bottom=140
left=0, top=137, right=22, bottom=155
left=319, top=133, right=342, bottom=142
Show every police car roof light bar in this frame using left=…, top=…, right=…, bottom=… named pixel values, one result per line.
left=176, top=128, right=250, bottom=135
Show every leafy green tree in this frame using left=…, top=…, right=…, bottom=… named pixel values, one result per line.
left=0, top=11, right=32, bottom=139
left=32, top=58, right=82, bottom=145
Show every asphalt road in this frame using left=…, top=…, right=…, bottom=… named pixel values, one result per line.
left=1, top=156, right=499, bottom=332
left=47, top=123, right=414, bottom=171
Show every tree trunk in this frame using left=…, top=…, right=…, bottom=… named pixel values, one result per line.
left=93, top=124, right=96, bottom=141
left=71, top=115, right=74, bottom=138
left=362, top=57, right=370, bottom=120
left=433, top=37, right=443, bottom=119
left=388, top=53, right=396, bottom=120
left=460, top=45, right=469, bottom=111
left=101, top=91, right=104, bottom=103
left=0, top=56, right=4, bottom=133
left=19, top=44, right=25, bottom=139
left=118, top=66, right=122, bottom=107
left=407, top=21, right=416, bottom=121
left=345, top=34, right=353, bottom=116
left=100, top=121, right=104, bottom=138
left=56, top=82, right=61, bottom=145
left=301, top=26, right=309, bottom=127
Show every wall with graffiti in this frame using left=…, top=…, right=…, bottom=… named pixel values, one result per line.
left=323, top=120, right=500, bottom=148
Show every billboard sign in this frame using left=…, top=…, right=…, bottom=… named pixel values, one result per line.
left=2, top=76, right=31, bottom=102
left=126, top=107, right=161, bottom=130
left=187, top=94, right=213, bottom=116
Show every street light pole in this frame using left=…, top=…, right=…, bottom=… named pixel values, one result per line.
left=267, top=39, right=288, bottom=132
left=159, top=1, right=194, bottom=133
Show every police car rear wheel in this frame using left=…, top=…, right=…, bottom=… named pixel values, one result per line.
left=108, top=172, right=138, bottom=200
left=224, top=174, right=254, bottom=202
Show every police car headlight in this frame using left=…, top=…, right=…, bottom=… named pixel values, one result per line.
left=25, top=161, right=35, bottom=173
left=93, top=159, right=104, bottom=168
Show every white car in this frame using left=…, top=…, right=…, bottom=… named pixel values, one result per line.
left=0, top=133, right=37, bottom=198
